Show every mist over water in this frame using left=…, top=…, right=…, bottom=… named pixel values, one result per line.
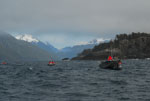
left=0, top=60, right=150, bottom=101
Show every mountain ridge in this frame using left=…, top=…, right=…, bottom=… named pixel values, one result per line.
left=0, top=32, right=57, bottom=61
left=72, top=32, right=150, bottom=60
left=15, top=34, right=110, bottom=59
left=15, top=34, right=58, bottom=53
left=58, top=38, right=109, bottom=59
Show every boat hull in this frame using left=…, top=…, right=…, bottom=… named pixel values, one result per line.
left=48, top=64, right=55, bottom=66
left=99, top=61, right=121, bottom=70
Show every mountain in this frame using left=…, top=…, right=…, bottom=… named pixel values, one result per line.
left=58, top=38, right=109, bottom=59
left=76, top=38, right=109, bottom=45
left=32, top=41, right=58, bottom=53
left=15, top=34, right=109, bottom=59
left=72, top=32, right=150, bottom=60
left=0, top=31, right=57, bottom=61
left=15, top=34, right=58, bottom=53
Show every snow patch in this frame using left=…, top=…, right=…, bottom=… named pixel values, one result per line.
left=76, top=38, right=110, bottom=45
left=15, top=34, right=39, bottom=43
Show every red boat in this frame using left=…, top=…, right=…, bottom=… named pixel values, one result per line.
left=48, top=57, right=55, bottom=66
left=48, top=61, right=55, bottom=66
left=99, top=56, right=122, bottom=70
left=1, top=62, right=7, bottom=65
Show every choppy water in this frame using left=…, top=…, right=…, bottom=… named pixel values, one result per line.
left=0, top=60, right=150, bottom=101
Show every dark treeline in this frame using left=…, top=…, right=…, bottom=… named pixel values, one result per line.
left=72, top=32, right=150, bottom=60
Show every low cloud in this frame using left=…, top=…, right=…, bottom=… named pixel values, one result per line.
left=0, top=0, right=150, bottom=48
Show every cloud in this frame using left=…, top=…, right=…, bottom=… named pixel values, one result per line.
left=0, top=0, right=150, bottom=33
left=0, top=0, right=150, bottom=48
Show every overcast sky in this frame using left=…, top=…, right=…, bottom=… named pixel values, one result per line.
left=0, top=0, right=150, bottom=48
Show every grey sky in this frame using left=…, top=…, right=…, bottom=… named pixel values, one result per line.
left=0, top=0, right=150, bottom=48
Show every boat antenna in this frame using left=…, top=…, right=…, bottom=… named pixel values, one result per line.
left=110, top=40, right=113, bottom=57
left=50, top=56, right=53, bottom=61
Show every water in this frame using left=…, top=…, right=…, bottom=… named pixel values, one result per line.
left=0, top=60, right=150, bottom=101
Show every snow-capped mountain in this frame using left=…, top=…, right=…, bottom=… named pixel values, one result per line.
left=76, top=38, right=110, bottom=45
left=59, top=38, right=110, bottom=58
left=89, top=38, right=110, bottom=44
left=15, top=35, right=110, bottom=59
left=15, top=34, right=58, bottom=53
left=0, top=31, right=58, bottom=61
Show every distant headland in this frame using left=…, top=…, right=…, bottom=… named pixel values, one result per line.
left=72, top=32, right=150, bottom=60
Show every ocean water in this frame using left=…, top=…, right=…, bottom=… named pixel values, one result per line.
left=0, top=60, right=150, bottom=101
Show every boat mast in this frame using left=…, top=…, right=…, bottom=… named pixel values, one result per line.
left=50, top=56, right=53, bottom=61
left=110, top=40, right=113, bottom=57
